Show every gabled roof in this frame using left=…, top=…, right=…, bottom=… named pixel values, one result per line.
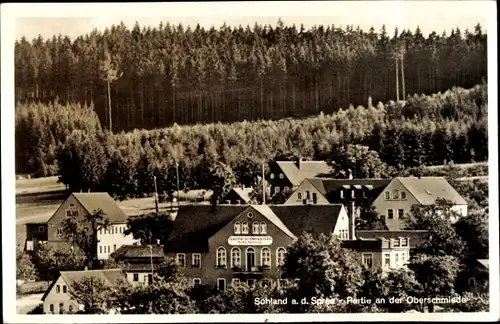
left=355, top=230, right=429, bottom=248
left=165, top=204, right=344, bottom=252
left=477, top=259, right=489, bottom=269
left=41, top=269, right=126, bottom=301
left=223, top=187, right=254, bottom=204
left=110, top=244, right=165, bottom=259
left=306, top=178, right=391, bottom=202
left=72, top=193, right=128, bottom=224
left=275, top=161, right=332, bottom=186
left=395, top=177, right=468, bottom=205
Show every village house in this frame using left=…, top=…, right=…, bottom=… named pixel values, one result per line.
left=221, top=187, right=254, bottom=205
left=267, top=159, right=331, bottom=197
left=110, top=244, right=165, bottom=285
left=44, top=192, right=138, bottom=260
left=24, top=222, right=48, bottom=252
left=41, top=269, right=126, bottom=314
left=372, top=177, right=468, bottom=230
left=163, top=203, right=359, bottom=289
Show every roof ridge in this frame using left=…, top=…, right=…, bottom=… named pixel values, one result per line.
left=61, top=268, right=122, bottom=274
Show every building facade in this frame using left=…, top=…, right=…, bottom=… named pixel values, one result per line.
left=110, top=244, right=165, bottom=285
left=24, top=223, right=48, bottom=252
left=165, top=204, right=351, bottom=289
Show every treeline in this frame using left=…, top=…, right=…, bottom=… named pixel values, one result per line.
left=45, top=84, right=487, bottom=199
left=15, top=20, right=487, bottom=131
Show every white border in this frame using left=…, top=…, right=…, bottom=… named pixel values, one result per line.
left=1, top=1, right=498, bottom=323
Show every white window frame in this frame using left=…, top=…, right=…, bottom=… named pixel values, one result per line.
left=351, top=190, right=355, bottom=198
left=279, top=173, right=284, bottom=179
left=234, top=222, right=241, bottom=234
left=216, top=247, right=227, bottom=268
left=297, top=192, right=302, bottom=199
left=260, top=222, right=267, bottom=234
left=193, top=278, right=201, bottom=286
left=401, top=191, right=406, bottom=199
left=133, top=273, right=139, bottom=282
left=398, top=209, right=404, bottom=219
left=232, top=278, right=241, bottom=287
left=192, top=253, right=201, bottom=268
left=252, top=222, right=260, bottom=234
left=392, top=190, right=399, bottom=200
left=231, top=247, right=241, bottom=268
left=395, top=253, right=399, bottom=266
left=217, top=278, right=226, bottom=291
left=278, top=279, right=287, bottom=289
left=241, top=222, right=249, bottom=234
left=176, top=253, right=186, bottom=268
left=387, top=209, right=394, bottom=219
left=385, top=191, right=390, bottom=200
left=270, top=173, right=275, bottom=179
left=246, top=247, right=256, bottom=269
left=362, top=253, right=373, bottom=268
left=384, top=253, right=391, bottom=267
left=57, top=228, right=63, bottom=236
left=340, top=190, right=344, bottom=199
left=276, top=247, right=286, bottom=267
left=261, top=247, right=271, bottom=267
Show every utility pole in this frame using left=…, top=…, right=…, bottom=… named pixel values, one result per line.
left=149, top=244, right=154, bottom=284
left=176, top=162, right=180, bottom=209
left=262, top=163, right=265, bottom=205
left=153, top=176, right=159, bottom=213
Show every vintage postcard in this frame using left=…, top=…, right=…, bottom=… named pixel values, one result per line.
left=1, top=1, right=498, bottom=323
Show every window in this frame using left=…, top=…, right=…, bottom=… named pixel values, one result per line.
left=49, top=304, right=54, bottom=313
left=401, top=191, right=406, bottom=199
left=401, top=238, right=408, bottom=247
left=231, top=247, right=241, bottom=268
left=38, top=226, right=45, bottom=233
left=351, top=190, right=355, bottom=198
left=57, top=228, right=63, bottom=235
left=56, top=285, right=60, bottom=293
left=384, top=253, right=391, bottom=267
left=247, top=212, right=254, bottom=218
left=401, top=254, right=406, bottom=264
left=232, top=278, right=240, bottom=287
left=113, top=244, right=117, bottom=252
left=252, top=222, right=260, bottom=234
left=108, top=246, right=111, bottom=253
left=312, top=192, right=317, bottom=203
left=306, top=191, right=310, bottom=200
left=260, top=222, right=267, bottom=234
left=385, top=191, right=390, bottom=200
left=393, top=239, right=400, bottom=247
left=278, top=279, right=287, bottom=289
left=398, top=209, right=404, bottom=219
left=277, top=247, right=286, bottom=267
left=340, top=190, right=344, bottom=199
left=388, top=209, right=394, bottom=219
left=66, top=209, right=78, bottom=217
left=59, top=303, right=64, bottom=314
left=234, top=222, right=241, bottom=234
left=363, top=254, right=373, bottom=268
left=298, top=192, right=302, bottom=199
left=68, top=305, right=74, bottom=313
left=217, top=278, right=226, bottom=291
left=63, top=285, right=67, bottom=293
left=261, top=248, right=271, bottom=267
left=247, top=279, right=255, bottom=288
left=143, top=275, right=148, bottom=283
left=261, top=279, right=271, bottom=288
left=270, top=173, right=275, bottom=179
left=392, top=190, right=399, bottom=200
left=236, top=199, right=241, bottom=205
left=176, top=253, right=186, bottom=267
left=133, top=273, right=139, bottom=281
left=241, top=222, right=249, bottom=234
left=395, top=254, right=399, bottom=266
left=217, top=247, right=227, bottom=267
left=226, top=200, right=231, bottom=204
left=279, top=173, right=284, bottom=179
left=192, top=253, right=201, bottom=268
left=246, top=247, right=256, bottom=268
left=193, top=278, right=201, bottom=286
left=275, top=186, right=280, bottom=194
left=99, top=246, right=102, bottom=254
left=284, top=186, right=290, bottom=192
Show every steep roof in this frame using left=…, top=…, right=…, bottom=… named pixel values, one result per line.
left=165, top=204, right=344, bottom=252
left=72, top=192, right=128, bottom=224
left=396, top=177, right=468, bottom=205
left=355, top=230, right=429, bottom=248
left=224, top=187, right=254, bottom=204
left=41, top=269, right=126, bottom=301
left=306, top=178, right=391, bottom=202
left=110, top=244, right=166, bottom=259
left=276, top=161, right=332, bottom=186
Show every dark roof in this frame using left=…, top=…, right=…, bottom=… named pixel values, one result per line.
left=355, top=230, right=429, bottom=248
left=42, top=269, right=126, bottom=301
left=307, top=178, right=391, bottom=203
left=165, top=204, right=344, bottom=252
left=342, top=238, right=388, bottom=251
left=72, top=192, right=128, bottom=224
left=110, top=244, right=166, bottom=259
left=396, top=177, right=468, bottom=205
left=275, top=161, right=332, bottom=186
left=222, top=187, right=254, bottom=204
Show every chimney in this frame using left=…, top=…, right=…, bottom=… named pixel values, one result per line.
left=296, top=157, right=303, bottom=170
left=348, top=200, right=356, bottom=240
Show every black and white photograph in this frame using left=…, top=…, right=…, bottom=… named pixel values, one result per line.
left=1, top=1, right=498, bottom=322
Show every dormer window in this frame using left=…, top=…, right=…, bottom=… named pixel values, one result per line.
left=234, top=222, right=241, bottom=234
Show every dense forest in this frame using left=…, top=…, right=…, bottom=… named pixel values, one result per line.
left=15, top=20, right=487, bottom=131
left=16, top=83, right=488, bottom=199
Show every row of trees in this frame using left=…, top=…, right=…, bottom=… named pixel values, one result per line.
left=15, top=20, right=487, bottom=131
